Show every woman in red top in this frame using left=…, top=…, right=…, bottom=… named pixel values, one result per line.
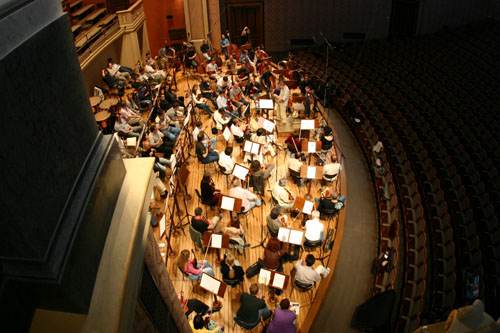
left=262, top=237, right=286, bottom=271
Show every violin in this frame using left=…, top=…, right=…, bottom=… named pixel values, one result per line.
left=179, top=291, right=188, bottom=313
left=285, top=188, right=294, bottom=202
left=191, top=249, right=198, bottom=269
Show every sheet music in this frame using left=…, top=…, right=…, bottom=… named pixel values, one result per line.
left=289, top=230, right=304, bottom=245
left=290, top=302, right=300, bottom=315
left=200, top=274, right=221, bottom=294
left=126, top=137, right=136, bottom=147
left=307, top=141, right=316, bottom=153
left=221, top=196, right=235, bottom=211
left=232, top=164, right=249, bottom=180
left=301, top=119, right=315, bottom=130
left=258, top=99, right=274, bottom=109
left=258, top=269, right=272, bottom=285
left=303, top=200, right=314, bottom=215
left=251, top=142, right=260, bottom=155
left=277, top=227, right=291, bottom=242
left=262, top=119, right=276, bottom=132
left=211, top=234, right=222, bottom=248
left=306, top=166, right=316, bottom=179
left=223, top=126, right=232, bottom=141
left=243, top=140, right=253, bottom=153
left=272, top=273, right=286, bottom=289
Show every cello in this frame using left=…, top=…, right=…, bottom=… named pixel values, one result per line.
left=226, top=30, right=240, bottom=62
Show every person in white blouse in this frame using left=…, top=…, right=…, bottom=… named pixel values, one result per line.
left=271, top=178, right=296, bottom=209
left=218, top=146, right=236, bottom=175
left=191, top=84, right=213, bottom=116
left=214, top=108, right=230, bottom=130
left=304, top=210, right=324, bottom=243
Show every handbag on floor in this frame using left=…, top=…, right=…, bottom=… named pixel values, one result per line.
left=245, top=261, right=261, bottom=278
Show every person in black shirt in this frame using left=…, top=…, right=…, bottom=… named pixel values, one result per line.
left=260, top=66, right=273, bottom=93
left=304, top=85, right=316, bottom=118
left=200, top=39, right=210, bottom=60
left=164, top=84, right=184, bottom=107
left=220, top=253, right=244, bottom=282
left=187, top=46, right=198, bottom=68
left=191, top=207, right=222, bottom=233
left=245, top=75, right=261, bottom=98
left=199, top=77, right=217, bottom=106
left=196, top=132, right=219, bottom=164
left=237, top=63, right=250, bottom=82
left=200, top=171, right=221, bottom=204
left=299, top=74, right=311, bottom=95
left=236, top=283, right=271, bottom=324
left=320, top=126, right=334, bottom=151
left=140, top=140, right=172, bottom=178
left=240, top=26, right=251, bottom=46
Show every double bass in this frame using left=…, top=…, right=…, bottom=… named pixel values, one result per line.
left=226, top=30, right=240, bottom=62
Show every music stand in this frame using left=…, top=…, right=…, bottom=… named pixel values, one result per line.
left=299, top=118, right=320, bottom=141
left=258, top=268, right=290, bottom=304
left=203, top=232, right=230, bottom=266
left=256, top=98, right=274, bottom=119
left=277, top=227, right=304, bottom=245
left=243, top=139, right=262, bottom=161
left=293, top=197, right=318, bottom=224
left=300, top=165, right=324, bottom=199
left=200, top=273, right=227, bottom=308
left=218, top=195, right=243, bottom=219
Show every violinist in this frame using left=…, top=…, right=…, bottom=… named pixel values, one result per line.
left=186, top=45, right=198, bottom=68
left=249, top=128, right=276, bottom=163
left=206, top=58, right=219, bottom=80
left=245, top=75, right=261, bottom=98
left=196, top=132, right=219, bottom=163
left=217, top=89, right=240, bottom=118
left=299, top=74, right=312, bottom=95
left=266, top=207, right=288, bottom=238
left=249, top=160, right=274, bottom=195
left=191, top=206, right=223, bottom=234
left=220, top=34, right=230, bottom=58
left=217, top=75, right=232, bottom=92
left=229, top=82, right=250, bottom=113
left=191, top=84, right=213, bottom=116
left=271, top=178, right=296, bottom=209
left=288, top=153, right=305, bottom=186
left=230, top=119, right=250, bottom=143
left=159, top=42, right=176, bottom=66
left=285, top=131, right=301, bottom=154
left=200, top=39, right=210, bottom=60
left=214, top=107, right=231, bottom=130
left=200, top=172, right=222, bottom=205
left=200, top=77, right=217, bottom=106
left=237, top=62, right=250, bottom=82
left=219, top=146, right=236, bottom=176
left=273, top=81, right=290, bottom=125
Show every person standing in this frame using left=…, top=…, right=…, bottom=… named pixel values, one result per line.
left=273, top=81, right=290, bottom=125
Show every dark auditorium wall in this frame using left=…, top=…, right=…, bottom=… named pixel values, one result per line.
left=417, top=0, right=488, bottom=34
left=264, top=0, right=393, bottom=52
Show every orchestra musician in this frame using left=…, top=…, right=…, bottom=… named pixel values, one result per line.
left=193, top=121, right=217, bottom=149
left=266, top=207, right=288, bottom=238
left=239, top=50, right=253, bottom=67
left=217, top=76, right=232, bottom=92
left=220, top=34, right=230, bottom=59
left=240, top=26, right=251, bottom=46
left=273, top=80, right=290, bottom=125
left=288, top=153, right=305, bottom=186
left=191, top=206, right=223, bottom=234
left=245, top=75, right=261, bottom=99
left=229, top=82, right=250, bottom=114
left=299, top=74, right=312, bottom=95
left=285, top=131, right=301, bottom=154
left=196, top=132, right=219, bottom=163
left=260, top=65, right=273, bottom=93
left=200, top=39, right=210, bottom=60
left=226, top=55, right=237, bottom=75
left=216, top=89, right=240, bottom=118
left=200, top=172, right=221, bottom=205
left=249, top=160, right=274, bottom=195
left=271, top=178, right=296, bottom=209
left=229, top=179, right=261, bottom=213
left=214, top=107, right=231, bottom=130
left=304, top=85, right=316, bottom=118
left=186, top=45, right=198, bottom=68
left=237, top=62, right=250, bottom=82
left=248, top=128, right=276, bottom=164
left=218, top=146, right=236, bottom=176
left=159, top=42, right=176, bottom=67
left=229, top=119, right=250, bottom=143
left=191, top=84, right=213, bottom=116
left=200, top=77, right=217, bottom=106
left=206, top=58, right=219, bottom=80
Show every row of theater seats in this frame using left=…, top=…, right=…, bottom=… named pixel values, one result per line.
left=292, top=18, right=500, bottom=328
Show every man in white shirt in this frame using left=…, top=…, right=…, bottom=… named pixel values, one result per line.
left=218, top=147, right=235, bottom=174
left=271, top=178, right=296, bottom=209
left=144, top=63, right=166, bottom=83
left=217, top=76, right=232, bottom=92
left=214, top=108, right=230, bottom=130
left=294, top=253, right=330, bottom=285
left=230, top=119, right=246, bottom=143
left=113, top=131, right=135, bottom=158
left=323, top=157, right=341, bottom=180
left=206, top=59, right=219, bottom=80
left=288, top=153, right=304, bottom=185
left=273, top=81, right=290, bottom=125
left=304, top=210, right=324, bottom=242
left=229, top=179, right=261, bottom=213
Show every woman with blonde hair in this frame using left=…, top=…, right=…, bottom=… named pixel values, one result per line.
left=220, top=252, right=244, bottom=282
left=178, top=249, right=214, bottom=280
